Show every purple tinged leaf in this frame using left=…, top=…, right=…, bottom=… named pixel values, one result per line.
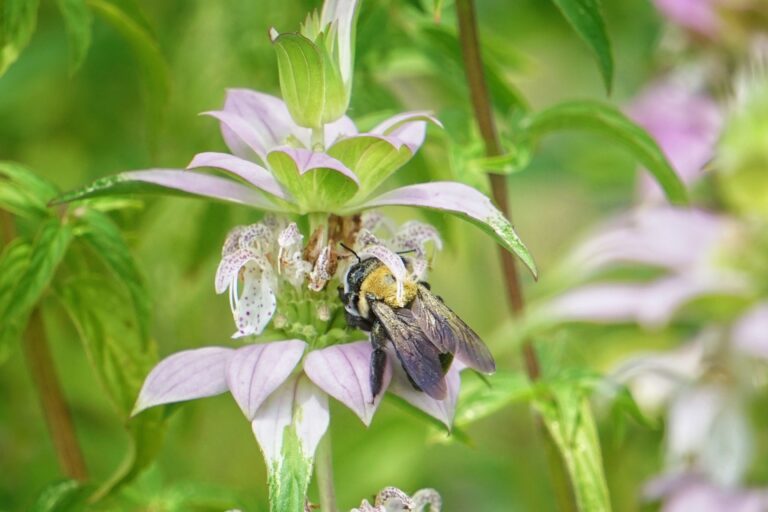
left=371, top=111, right=442, bottom=153
left=226, top=340, right=307, bottom=420
left=188, top=152, right=290, bottom=200
left=324, top=115, right=358, bottom=146
left=219, top=89, right=310, bottom=159
left=388, top=354, right=463, bottom=429
left=270, top=148, right=360, bottom=185
left=304, top=341, right=391, bottom=426
left=54, top=169, right=283, bottom=211
left=133, top=347, right=232, bottom=415
left=360, top=182, right=537, bottom=277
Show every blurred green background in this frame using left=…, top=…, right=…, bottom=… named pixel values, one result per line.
left=1, top=0, right=672, bottom=510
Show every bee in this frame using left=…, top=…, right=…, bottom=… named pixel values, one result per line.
left=338, top=246, right=495, bottom=400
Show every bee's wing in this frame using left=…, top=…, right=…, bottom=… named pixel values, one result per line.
left=412, top=285, right=496, bottom=373
left=371, top=301, right=447, bottom=400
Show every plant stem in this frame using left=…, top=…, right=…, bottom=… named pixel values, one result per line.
left=23, top=307, right=89, bottom=481
left=455, top=0, right=573, bottom=509
left=315, top=430, right=337, bottom=512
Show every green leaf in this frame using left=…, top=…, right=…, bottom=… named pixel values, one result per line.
left=549, top=0, right=613, bottom=92
left=0, top=0, right=40, bottom=76
left=87, top=0, right=170, bottom=142
left=0, top=161, right=59, bottom=218
left=454, top=371, right=533, bottom=429
left=29, top=480, right=91, bottom=512
left=535, top=389, right=612, bottom=512
left=522, top=100, right=688, bottom=204
left=57, top=0, right=93, bottom=73
left=418, top=25, right=530, bottom=114
left=0, top=219, right=72, bottom=348
left=76, top=209, right=151, bottom=342
left=267, top=151, right=358, bottom=213
left=272, top=33, right=326, bottom=129
left=57, top=277, right=166, bottom=500
left=0, top=238, right=32, bottom=363
left=268, top=426, right=313, bottom=512
left=327, top=136, right=413, bottom=199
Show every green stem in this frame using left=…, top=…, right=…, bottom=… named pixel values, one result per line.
left=311, top=126, right=325, bottom=151
left=454, top=0, right=575, bottom=510
left=315, top=430, right=337, bottom=512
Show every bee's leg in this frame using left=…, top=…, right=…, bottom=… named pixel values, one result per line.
left=344, top=310, right=373, bottom=332
left=438, top=352, right=454, bottom=374
left=370, top=320, right=389, bottom=399
left=418, top=281, right=431, bottom=290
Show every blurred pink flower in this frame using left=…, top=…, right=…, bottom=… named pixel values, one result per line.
left=646, top=473, right=768, bottom=512
left=732, top=302, right=768, bottom=360
left=544, top=207, right=749, bottom=328
left=628, top=77, right=722, bottom=202
left=653, top=0, right=724, bottom=37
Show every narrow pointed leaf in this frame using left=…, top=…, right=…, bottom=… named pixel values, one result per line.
left=29, top=480, right=91, bottom=512
left=188, top=152, right=291, bottom=200
left=57, top=277, right=167, bottom=499
left=0, top=161, right=58, bottom=217
left=357, top=182, right=537, bottom=278
left=0, top=239, right=31, bottom=363
left=76, top=209, right=152, bottom=342
left=57, top=0, right=93, bottom=73
left=53, top=169, right=287, bottom=211
left=0, top=0, right=40, bottom=76
left=522, top=100, right=688, bottom=204
left=550, top=0, right=613, bottom=92
left=0, top=219, right=72, bottom=347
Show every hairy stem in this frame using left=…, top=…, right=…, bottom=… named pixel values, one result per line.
left=315, top=430, right=337, bottom=512
left=24, top=307, right=89, bottom=481
left=455, top=0, right=573, bottom=508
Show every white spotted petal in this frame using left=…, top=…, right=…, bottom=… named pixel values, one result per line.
left=232, top=262, right=277, bottom=338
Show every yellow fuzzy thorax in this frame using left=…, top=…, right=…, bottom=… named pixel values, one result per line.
left=360, top=265, right=417, bottom=308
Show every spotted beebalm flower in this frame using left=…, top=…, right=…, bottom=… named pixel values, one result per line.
left=628, top=74, right=722, bottom=202
left=135, top=215, right=466, bottom=455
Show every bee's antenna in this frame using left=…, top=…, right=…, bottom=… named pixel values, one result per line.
left=396, top=249, right=417, bottom=255
left=339, top=243, right=361, bottom=263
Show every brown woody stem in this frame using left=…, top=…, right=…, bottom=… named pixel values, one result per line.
left=455, top=0, right=573, bottom=509
left=23, top=307, right=89, bottom=481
